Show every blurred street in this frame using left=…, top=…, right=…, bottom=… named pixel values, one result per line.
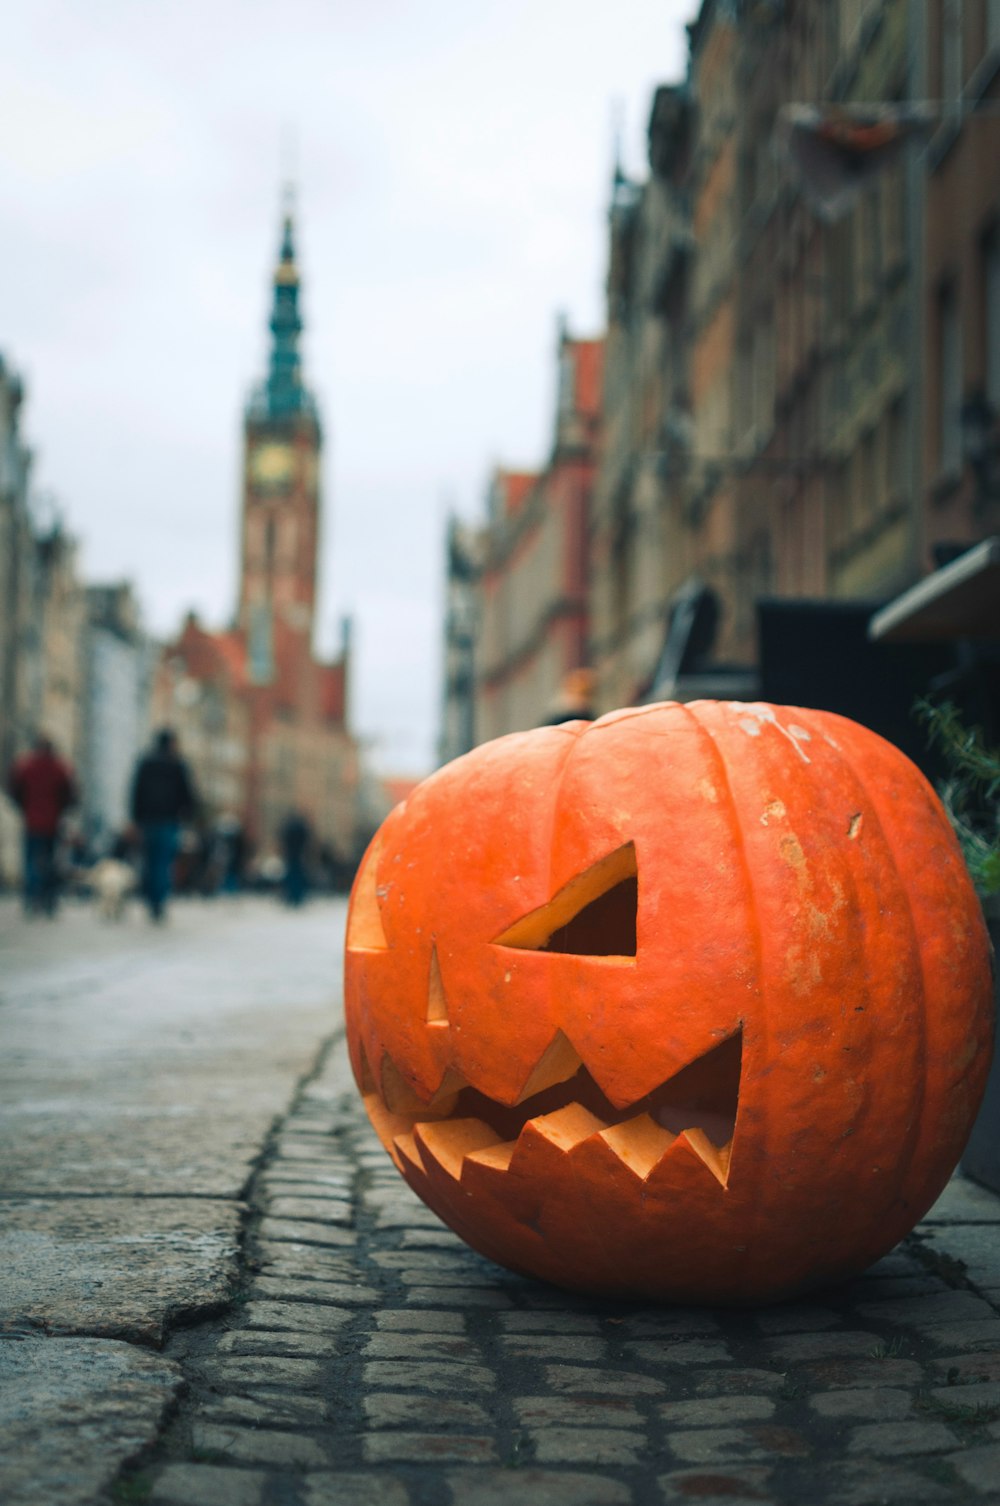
left=2, top=896, right=1000, bottom=1506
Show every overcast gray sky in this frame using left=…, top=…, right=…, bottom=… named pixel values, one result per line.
left=2, top=0, right=694, bottom=774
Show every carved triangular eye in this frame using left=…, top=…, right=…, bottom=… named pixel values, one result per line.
left=346, top=834, right=389, bottom=950
left=494, top=843, right=637, bottom=957
left=427, top=945, right=449, bottom=1026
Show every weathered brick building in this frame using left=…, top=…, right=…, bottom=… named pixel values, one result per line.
left=473, top=325, right=602, bottom=741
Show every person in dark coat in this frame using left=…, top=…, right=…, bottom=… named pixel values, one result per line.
left=129, top=728, right=196, bottom=921
left=6, top=734, right=78, bottom=915
left=279, top=810, right=311, bottom=907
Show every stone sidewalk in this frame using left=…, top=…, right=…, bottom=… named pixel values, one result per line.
left=125, top=1043, right=1000, bottom=1506
left=3, top=899, right=1000, bottom=1505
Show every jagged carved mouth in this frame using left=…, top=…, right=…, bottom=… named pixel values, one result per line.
left=360, top=1028, right=741, bottom=1189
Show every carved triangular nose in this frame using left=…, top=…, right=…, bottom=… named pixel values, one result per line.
left=493, top=842, right=637, bottom=957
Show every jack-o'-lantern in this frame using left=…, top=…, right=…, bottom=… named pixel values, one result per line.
left=344, top=701, right=993, bottom=1303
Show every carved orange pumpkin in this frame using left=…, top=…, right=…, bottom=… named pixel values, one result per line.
left=344, top=701, right=993, bottom=1303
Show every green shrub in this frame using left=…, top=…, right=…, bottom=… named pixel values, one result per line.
left=916, top=698, right=1000, bottom=898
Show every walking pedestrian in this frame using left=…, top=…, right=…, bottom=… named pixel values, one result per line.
left=279, top=810, right=311, bottom=907
left=6, top=733, right=78, bottom=916
left=129, top=729, right=197, bottom=922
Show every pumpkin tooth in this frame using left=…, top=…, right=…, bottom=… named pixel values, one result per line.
left=392, top=1131, right=426, bottom=1173
left=599, top=1113, right=677, bottom=1179
left=463, top=1141, right=516, bottom=1175
left=680, top=1128, right=733, bottom=1187
left=414, top=1118, right=505, bottom=1181
left=522, top=1102, right=608, bottom=1152
left=514, top=1030, right=584, bottom=1100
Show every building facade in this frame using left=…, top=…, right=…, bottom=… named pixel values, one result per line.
left=80, top=583, right=151, bottom=851
left=473, top=325, right=603, bottom=742
left=443, top=0, right=1000, bottom=753
left=153, top=207, right=361, bottom=864
left=921, top=0, right=1000, bottom=561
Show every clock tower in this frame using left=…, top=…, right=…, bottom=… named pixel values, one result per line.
left=238, top=204, right=322, bottom=683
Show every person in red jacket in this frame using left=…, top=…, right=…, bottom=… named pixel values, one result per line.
left=7, top=734, right=78, bottom=915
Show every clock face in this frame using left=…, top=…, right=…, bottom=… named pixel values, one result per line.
left=249, top=442, right=295, bottom=490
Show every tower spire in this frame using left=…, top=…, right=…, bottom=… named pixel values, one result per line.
left=264, top=193, right=307, bottom=419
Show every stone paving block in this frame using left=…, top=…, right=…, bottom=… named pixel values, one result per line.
left=364, top=1393, right=492, bottom=1430
left=303, top=1472, right=410, bottom=1506
left=362, top=1360, right=496, bottom=1393
left=658, top=1395, right=776, bottom=1426
left=151, top=1464, right=268, bottom=1506
left=191, top=1421, right=328, bottom=1468
left=373, top=1309, right=466, bottom=1333
left=0, top=1336, right=183, bottom=1506
left=499, top=1313, right=603, bottom=1335
left=613, top=1310, right=720, bottom=1337
left=444, top=1468, right=631, bottom=1505
left=405, top=1286, right=513, bottom=1307
left=498, top=1334, right=606, bottom=1362
left=531, top=1427, right=647, bottom=1465
left=808, top=1460, right=956, bottom=1504
left=657, top=1466, right=773, bottom=1506
left=251, top=1275, right=378, bottom=1305
left=765, top=1330, right=883, bottom=1362
left=375, top=1209, right=448, bottom=1230
left=513, top=1395, right=645, bottom=1428
left=362, top=1332, right=481, bottom=1362
left=810, top=1387, right=914, bottom=1420
left=199, top=1356, right=325, bottom=1390
left=270, top=1140, right=338, bottom=1163
left=924, top=1320, right=1000, bottom=1351
left=799, top=1357, right=924, bottom=1390
left=845, top=1275, right=946, bottom=1300
left=545, top=1365, right=666, bottom=1397
left=624, top=1339, right=731, bottom=1365
left=854, top=1290, right=996, bottom=1327
left=0, top=1198, right=241, bottom=1346
left=363, top=1432, right=497, bottom=1464
left=693, top=1368, right=789, bottom=1396
left=949, top=1443, right=1000, bottom=1492
left=217, top=1330, right=336, bottom=1358
left=372, top=1250, right=475, bottom=1272
left=923, top=1224, right=1000, bottom=1290
left=933, top=1349, right=1000, bottom=1382
left=399, top=1229, right=467, bottom=1250
left=392, top=1267, right=492, bottom=1287
left=266, top=1196, right=353, bottom=1224
left=200, top=1394, right=329, bottom=1427
left=239, top=1301, right=352, bottom=1334
left=666, top=1427, right=772, bottom=1464
left=753, top=1305, right=841, bottom=1334
left=254, top=1244, right=359, bottom=1279
left=921, top=1175, right=1000, bottom=1222
left=258, top=1171, right=352, bottom=1191
left=846, top=1420, right=958, bottom=1455
left=257, top=1218, right=356, bottom=1248
left=930, top=1379, right=1000, bottom=1411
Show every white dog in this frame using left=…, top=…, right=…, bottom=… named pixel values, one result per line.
left=89, top=858, right=135, bottom=920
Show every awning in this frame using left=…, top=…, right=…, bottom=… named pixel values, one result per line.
left=868, top=537, right=1000, bottom=643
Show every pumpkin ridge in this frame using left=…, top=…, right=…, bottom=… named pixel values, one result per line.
left=801, top=710, right=951, bottom=1216
left=679, top=701, right=763, bottom=1124
left=792, top=705, right=928, bottom=1210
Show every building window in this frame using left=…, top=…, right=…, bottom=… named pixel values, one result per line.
left=989, top=0, right=1000, bottom=52
left=941, top=0, right=963, bottom=109
left=937, top=280, right=963, bottom=479
left=984, top=227, right=1000, bottom=412
left=887, top=396, right=907, bottom=501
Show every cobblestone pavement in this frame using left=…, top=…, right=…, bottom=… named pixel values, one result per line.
left=130, top=1039, right=1000, bottom=1506
left=3, top=898, right=1000, bottom=1505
